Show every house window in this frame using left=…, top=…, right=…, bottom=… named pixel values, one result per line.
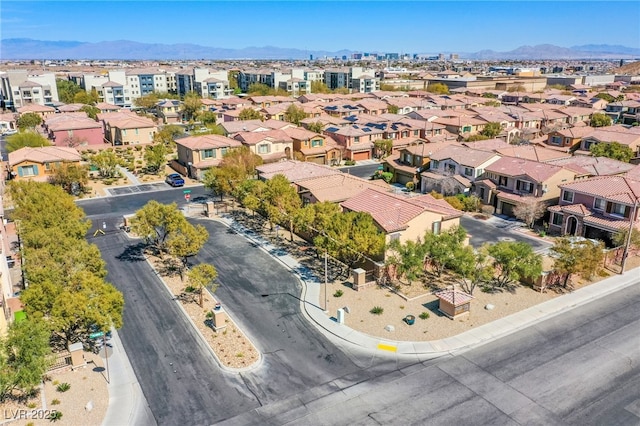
left=552, top=212, right=563, bottom=226
left=202, top=149, right=215, bottom=159
left=44, top=162, right=51, bottom=171
left=550, top=135, right=562, bottom=145
left=257, top=144, right=270, bottom=154
left=432, top=221, right=441, bottom=235
left=447, top=164, right=456, bottom=173
left=221, top=148, right=228, bottom=156
left=562, top=190, right=574, bottom=203
left=354, top=136, right=360, bottom=143
left=516, top=180, right=534, bottom=193
left=464, top=167, right=473, bottom=177
left=311, top=139, right=322, bottom=147
left=498, top=176, right=508, bottom=187
left=593, top=198, right=605, bottom=211
left=18, top=165, right=38, bottom=176
left=462, top=126, right=471, bottom=133
left=430, top=160, right=439, bottom=169
left=610, top=203, right=628, bottom=217
left=389, top=233, right=400, bottom=243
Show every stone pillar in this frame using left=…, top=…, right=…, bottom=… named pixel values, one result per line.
left=205, top=202, right=215, bottom=217
left=352, top=268, right=366, bottom=291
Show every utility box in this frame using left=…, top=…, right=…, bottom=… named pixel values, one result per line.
left=68, top=342, right=86, bottom=368
left=205, top=201, right=215, bottom=217
left=211, top=308, right=227, bottom=331
left=337, top=308, right=345, bottom=324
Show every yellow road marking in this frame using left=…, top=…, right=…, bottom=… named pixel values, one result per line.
left=377, top=342, right=397, bottom=352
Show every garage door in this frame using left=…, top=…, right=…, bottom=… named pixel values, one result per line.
left=352, top=151, right=370, bottom=161
left=308, top=156, right=325, bottom=164
left=501, top=202, right=516, bottom=217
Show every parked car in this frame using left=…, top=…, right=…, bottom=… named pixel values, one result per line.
left=165, top=173, right=185, bottom=187
left=2, top=129, right=17, bottom=136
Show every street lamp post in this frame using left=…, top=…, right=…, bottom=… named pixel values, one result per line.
left=324, top=250, right=328, bottom=312
left=620, top=200, right=639, bottom=274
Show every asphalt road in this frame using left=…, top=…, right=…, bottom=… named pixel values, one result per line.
left=338, top=163, right=381, bottom=179
left=460, top=215, right=551, bottom=252
left=233, top=281, right=640, bottom=425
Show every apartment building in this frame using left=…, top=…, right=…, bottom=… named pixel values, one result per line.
left=0, top=70, right=59, bottom=109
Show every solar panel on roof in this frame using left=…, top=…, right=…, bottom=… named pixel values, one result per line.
left=363, top=128, right=371, bottom=132
left=326, top=127, right=339, bottom=132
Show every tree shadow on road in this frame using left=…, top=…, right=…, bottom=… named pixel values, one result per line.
left=116, top=242, right=147, bottom=262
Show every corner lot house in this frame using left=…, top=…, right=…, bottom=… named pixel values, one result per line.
left=174, top=134, right=242, bottom=180
left=8, top=146, right=82, bottom=181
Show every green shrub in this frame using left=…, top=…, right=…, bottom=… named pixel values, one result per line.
left=51, top=399, right=60, bottom=405
left=419, top=312, right=430, bottom=320
left=27, top=402, right=37, bottom=409
left=370, top=306, right=384, bottom=315
left=184, top=285, right=196, bottom=293
left=56, top=383, right=71, bottom=392
left=333, top=289, right=344, bottom=297
left=47, top=411, right=63, bottom=422
left=344, top=160, right=356, bottom=166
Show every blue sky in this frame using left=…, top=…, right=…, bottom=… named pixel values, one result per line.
left=2, top=1, right=639, bottom=53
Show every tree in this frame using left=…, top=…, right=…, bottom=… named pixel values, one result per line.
left=595, top=93, right=615, bottom=103
left=372, top=170, right=393, bottom=183
left=613, top=228, right=640, bottom=250
left=73, top=89, right=98, bottom=105
left=6, top=131, right=50, bottom=152
left=130, top=201, right=187, bottom=252
left=199, top=110, right=217, bottom=126
left=310, top=81, right=331, bottom=94
left=144, top=143, right=169, bottom=174
left=228, top=71, right=239, bottom=90
left=167, top=223, right=209, bottom=278
left=513, top=198, right=547, bottom=228
left=0, top=318, right=52, bottom=402
left=153, top=124, right=184, bottom=147
left=590, top=142, right=634, bottom=163
left=314, top=211, right=385, bottom=268
left=16, top=112, right=42, bottom=130
left=450, top=245, right=493, bottom=294
left=386, top=238, right=427, bottom=284
left=487, top=241, right=543, bottom=288
left=284, top=104, right=307, bottom=125
left=551, top=238, right=605, bottom=287
left=248, top=83, right=273, bottom=96
left=590, top=112, right=612, bottom=127
left=423, top=225, right=468, bottom=277
left=202, top=146, right=263, bottom=200
left=238, top=108, right=263, bottom=121
left=181, top=91, right=203, bottom=122
left=80, top=104, right=100, bottom=120
left=306, top=121, right=325, bottom=133
left=480, top=122, right=502, bottom=138
left=427, top=83, right=449, bottom=95
left=48, top=163, right=89, bottom=195
left=387, top=104, right=399, bottom=114
left=262, top=174, right=302, bottom=239
left=56, top=79, right=83, bottom=104
left=373, top=139, right=393, bottom=159
left=187, top=264, right=218, bottom=308
left=134, top=92, right=160, bottom=110
left=90, top=150, right=121, bottom=178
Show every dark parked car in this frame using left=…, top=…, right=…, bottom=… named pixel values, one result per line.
left=165, top=173, right=185, bottom=187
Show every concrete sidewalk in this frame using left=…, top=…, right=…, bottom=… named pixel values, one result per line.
left=102, top=330, right=156, bottom=426
left=217, top=214, right=640, bottom=357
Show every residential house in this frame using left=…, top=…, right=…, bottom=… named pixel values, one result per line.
left=475, top=157, right=578, bottom=217
left=578, top=128, right=640, bottom=158
left=384, top=142, right=450, bottom=187
left=340, top=188, right=463, bottom=258
left=604, top=100, right=640, bottom=124
left=296, top=173, right=390, bottom=204
left=432, top=115, right=489, bottom=140
left=7, top=146, right=82, bottom=181
left=174, top=134, right=243, bottom=180
left=556, top=106, right=593, bottom=126
left=545, top=126, right=594, bottom=150
left=98, top=111, right=157, bottom=146
left=323, top=124, right=385, bottom=161
left=44, top=113, right=104, bottom=146
left=283, top=126, right=342, bottom=165
left=0, top=113, right=17, bottom=134
left=16, top=103, right=56, bottom=119
left=494, top=144, right=572, bottom=163
left=233, top=129, right=293, bottom=162
left=422, top=145, right=502, bottom=195
left=155, top=99, right=182, bottom=124
left=256, top=160, right=339, bottom=183
left=547, top=156, right=636, bottom=178
left=548, top=175, right=640, bottom=244
left=570, top=96, right=608, bottom=110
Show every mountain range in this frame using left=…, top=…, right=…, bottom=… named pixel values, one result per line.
left=1, top=39, right=639, bottom=60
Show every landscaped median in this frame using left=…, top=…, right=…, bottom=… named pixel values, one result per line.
left=145, top=253, right=261, bottom=370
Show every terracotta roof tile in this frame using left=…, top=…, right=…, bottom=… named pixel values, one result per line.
left=559, top=175, right=640, bottom=204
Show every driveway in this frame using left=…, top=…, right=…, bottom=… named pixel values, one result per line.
left=460, top=215, right=551, bottom=252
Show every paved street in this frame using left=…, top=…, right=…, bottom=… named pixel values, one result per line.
left=225, top=282, right=640, bottom=425
left=460, top=215, right=551, bottom=252
left=338, top=162, right=381, bottom=179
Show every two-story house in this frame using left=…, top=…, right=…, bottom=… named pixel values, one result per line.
left=155, top=99, right=182, bottom=124
left=323, top=124, right=385, bottom=161
left=383, top=141, right=445, bottom=187
left=421, top=144, right=502, bottom=195
left=8, top=146, right=82, bottom=181
left=545, top=126, right=594, bottom=150
left=604, top=100, right=640, bottom=124
left=282, top=127, right=342, bottom=165
left=578, top=128, right=640, bottom=158
left=475, top=157, right=578, bottom=217
left=233, top=129, right=293, bottom=163
left=101, top=112, right=157, bottom=146
left=340, top=188, right=463, bottom=260
left=16, top=103, right=56, bottom=119
left=296, top=173, right=391, bottom=204
left=174, top=134, right=243, bottom=180
left=44, top=113, right=104, bottom=147
left=548, top=175, right=640, bottom=244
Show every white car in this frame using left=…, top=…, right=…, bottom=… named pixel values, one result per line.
left=2, top=129, right=17, bottom=136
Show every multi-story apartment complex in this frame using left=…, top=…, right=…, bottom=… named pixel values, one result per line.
left=0, top=70, right=59, bottom=109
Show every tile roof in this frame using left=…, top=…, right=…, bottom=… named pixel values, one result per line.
left=17, top=104, right=55, bottom=113
left=9, top=146, right=82, bottom=165
left=435, top=289, right=474, bottom=305
left=547, top=156, right=634, bottom=177
left=176, top=134, right=243, bottom=150
left=233, top=129, right=293, bottom=145
left=486, top=157, right=565, bottom=182
left=45, top=114, right=102, bottom=131
left=282, top=127, right=321, bottom=141
left=495, top=145, right=571, bottom=162
left=296, top=173, right=390, bottom=203
left=559, top=175, right=640, bottom=204
left=256, top=160, right=339, bottom=182
left=429, top=144, right=499, bottom=167
left=462, top=138, right=511, bottom=152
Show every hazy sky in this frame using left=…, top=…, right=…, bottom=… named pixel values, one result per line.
left=2, top=1, right=639, bottom=53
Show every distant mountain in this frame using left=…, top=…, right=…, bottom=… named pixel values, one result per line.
left=0, top=38, right=638, bottom=60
